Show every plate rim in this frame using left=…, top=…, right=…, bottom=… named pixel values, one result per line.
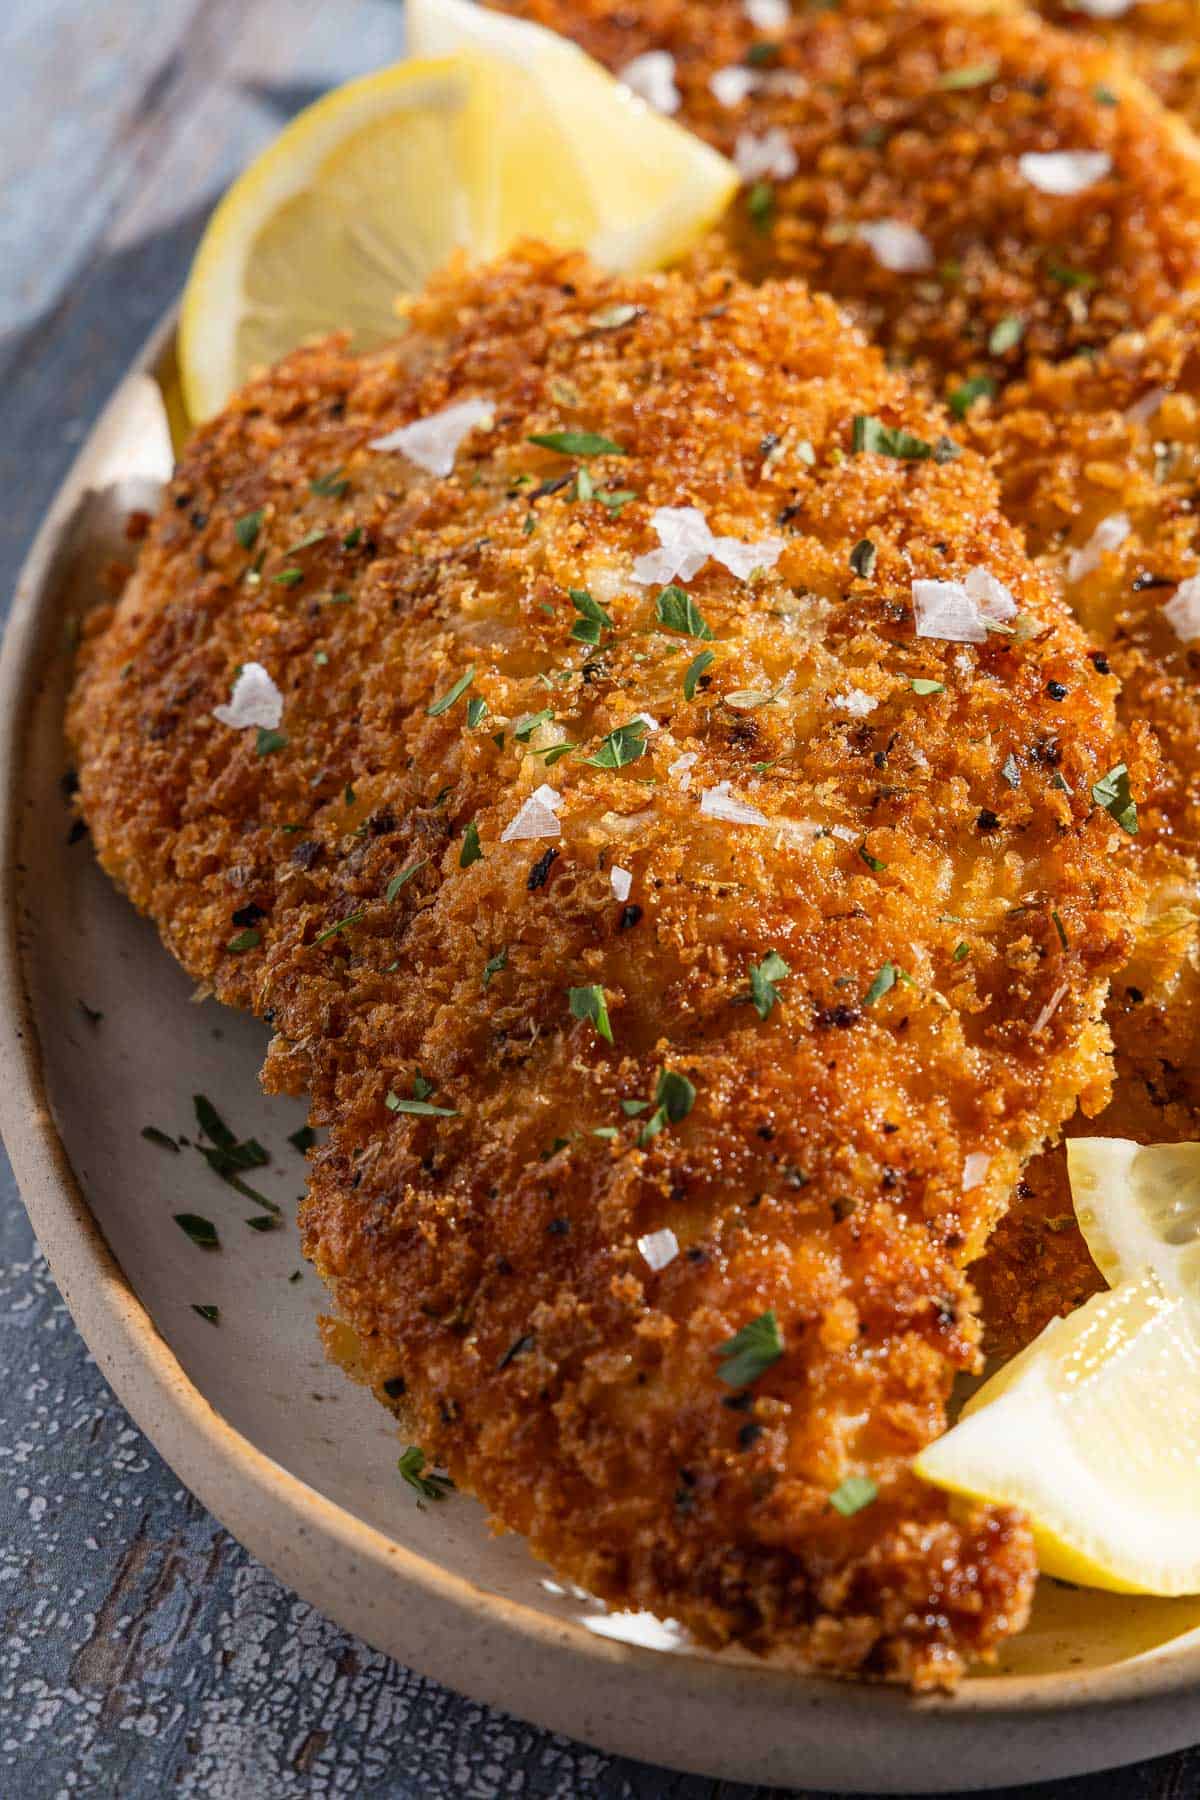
left=1, top=309, right=1198, bottom=1794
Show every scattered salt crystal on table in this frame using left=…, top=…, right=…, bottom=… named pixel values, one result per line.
left=610, top=865, right=633, bottom=902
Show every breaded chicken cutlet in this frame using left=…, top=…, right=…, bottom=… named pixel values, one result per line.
left=69, top=248, right=1145, bottom=1685
left=488, top=0, right=1200, bottom=1355
left=489, top=0, right=1200, bottom=396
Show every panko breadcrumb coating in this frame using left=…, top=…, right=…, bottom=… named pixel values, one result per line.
left=1033, top=0, right=1200, bottom=138
left=490, top=0, right=1200, bottom=396
left=69, top=248, right=1145, bottom=1684
left=971, top=321, right=1200, bottom=1353
left=489, top=0, right=1200, bottom=1362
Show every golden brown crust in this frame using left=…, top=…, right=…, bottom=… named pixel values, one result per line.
left=1033, top=0, right=1200, bottom=139
left=489, top=0, right=1200, bottom=1384
left=491, top=0, right=1200, bottom=393
left=970, top=324, right=1200, bottom=1354
left=69, top=248, right=1145, bottom=1682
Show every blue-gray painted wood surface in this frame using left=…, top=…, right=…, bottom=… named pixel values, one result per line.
left=1, top=1, right=1198, bottom=1793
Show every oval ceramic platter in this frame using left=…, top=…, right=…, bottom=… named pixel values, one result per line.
left=3, top=316, right=1200, bottom=1796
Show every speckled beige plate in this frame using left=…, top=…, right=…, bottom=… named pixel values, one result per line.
left=3, top=316, right=1200, bottom=1795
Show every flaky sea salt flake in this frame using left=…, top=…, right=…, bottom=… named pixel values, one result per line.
left=213, top=662, right=283, bottom=731
left=369, top=396, right=494, bottom=477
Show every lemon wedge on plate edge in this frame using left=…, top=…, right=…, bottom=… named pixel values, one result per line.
left=178, top=0, right=736, bottom=422
left=916, top=1138, right=1200, bottom=1595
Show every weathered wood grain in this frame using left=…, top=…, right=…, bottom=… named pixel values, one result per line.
left=0, top=1, right=1198, bottom=1794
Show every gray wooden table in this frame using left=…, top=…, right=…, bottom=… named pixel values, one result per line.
left=1, top=3, right=1197, bottom=1794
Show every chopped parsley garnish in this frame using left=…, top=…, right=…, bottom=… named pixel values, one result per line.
left=745, top=40, right=778, bottom=66
left=746, top=180, right=775, bottom=232
left=460, top=820, right=483, bottom=868
left=528, top=430, right=626, bottom=458
left=427, top=665, right=476, bottom=717
left=398, top=1444, right=455, bottom=1504
left=953, top=941, right=971, bottom=962
left=386, top=859, right=428, bottom=902
left=621, top=1097, right=650, bottom=1117
left=568, top=983, right=613, bottom=1044
left=309, top=469, right=349, bottom=498
left=683, top=648, right=715, bottom=699
left=747, top=950, right=791, bottom=1021
left=596, top=488, right=637, bottom=515
left=246, top=1214, right=281, bottom=1233
left=637, top=1069, right=697, bottom=1145
left=829, top=1474, right=878, bottom=1516
left=585, top=719, right=651, bottom=769
left=938, top=60, right=998, bottom=90
left=1052, top=908, right=1070, bottom=950
left=175, top=1213, right=219, bottom=1250
left=385, top=1091, right=459, bottom=1118
left=862, top=961, right=913, bottom=1007
left=193, top=1094, right=275, bottom=1208
left=716, top=1309, right=784, bottom=1387
left=515, top=707, right=555, bottom=741
left=466, top=696, right=488, bottom=728
left=141, top=1126, right=179, bottom=1152
left=255, top=726, right=287, bottom=757
left=656, top=586, right=713, bottom=639
left=227, top=927, right=260, bottom=953
left=1094, top=83, right=1118, bottom=106
left=948, top=374, right=996, bottom=419
left=314, top=910, right=365, bottom=945
left=570, top=587, right=614, bottom=645
left=910, top=677, right=945, bottom=696
left=289, top=1125, right=316, bottom=1153
left=1093, top=762, right=1138, bottom=834
left=1048, top=261, right=1095, bottom=290
left=528, top=740, right=577, bottom=765
left=852, top=415, right=960, bottom=463
left=849, top=538, right=877, bottom=579
left=989, top=314, right=1025, bottom=356
left=482, top=946, right=508, bottom=988
left=192, top=1304, right=220, bottom=1325
left=272, top=567, right=304, bottom=587
left=235, top=510, right=264, bottom=550
left=858, top=844, right=886, bottom=873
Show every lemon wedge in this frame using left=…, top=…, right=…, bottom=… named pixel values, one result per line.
left=1067, top=1136, right=1200, bottom=1298
left=915, top=1273, right=1200, bottom=1593
left=179, top=13, right=735, bottom=421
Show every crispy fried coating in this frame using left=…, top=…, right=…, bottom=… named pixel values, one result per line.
left=489, top=0, right=1200, bottom=1364
left=1033, top=1, right=1200, bottom=138
left=970, top=320, right=1200, bottom=1353
left=69, top=248, right=1144, bottom=1683
left=491, top=0, right=1200, bottom=393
